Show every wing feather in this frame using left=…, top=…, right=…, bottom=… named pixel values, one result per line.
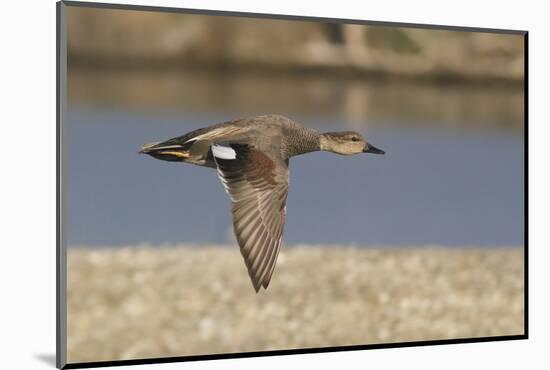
left=213, top=144, right=288, bottom=292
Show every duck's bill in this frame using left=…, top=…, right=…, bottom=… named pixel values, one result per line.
left=139, top=142, right=189, bottom=162
left=363, top=143, right=385, bottom=155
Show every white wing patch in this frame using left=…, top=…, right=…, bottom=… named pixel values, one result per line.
left=212, top=144, right=237, bottom=160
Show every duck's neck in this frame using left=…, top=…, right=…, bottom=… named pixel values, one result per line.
left=284, top=127, right=322, bottom=158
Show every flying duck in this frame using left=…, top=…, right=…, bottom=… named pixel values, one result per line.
left=140, top=114, right=384, bottom=292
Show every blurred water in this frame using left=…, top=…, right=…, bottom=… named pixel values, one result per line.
left=65, top=108, right=524, bottom=247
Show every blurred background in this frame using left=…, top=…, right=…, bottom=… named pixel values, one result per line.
left=66, top=7, right=524, bottom=247
left=64, top=5, right=525, bottom=363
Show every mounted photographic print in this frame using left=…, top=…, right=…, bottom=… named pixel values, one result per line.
left=57, top=1, right=527, bottom=368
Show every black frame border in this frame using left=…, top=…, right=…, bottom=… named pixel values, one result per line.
left=57, top=1, right=529, bottom=369
left=63, top=335, right=526, bottom=369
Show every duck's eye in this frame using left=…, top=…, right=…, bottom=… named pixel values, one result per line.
left=351, top=137, right=359, bottom=142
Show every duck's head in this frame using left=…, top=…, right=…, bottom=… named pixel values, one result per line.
left=320, top=131, right=385, bottom=156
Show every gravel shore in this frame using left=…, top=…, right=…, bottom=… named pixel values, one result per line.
left=67, top=245, right=524, bottom=363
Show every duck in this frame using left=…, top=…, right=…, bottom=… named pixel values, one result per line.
left=140, top=114, right=384, bottom=292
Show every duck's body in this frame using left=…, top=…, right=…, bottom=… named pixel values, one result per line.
left=142, top=115, right=322, bottom=167
left=140, top=114, right=384, bottom=292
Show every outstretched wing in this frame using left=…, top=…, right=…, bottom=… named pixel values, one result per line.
left=212, top=144, right=289, bottom=292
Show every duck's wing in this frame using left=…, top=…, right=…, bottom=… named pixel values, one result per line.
left=212, top=143, right=288, bottom=292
